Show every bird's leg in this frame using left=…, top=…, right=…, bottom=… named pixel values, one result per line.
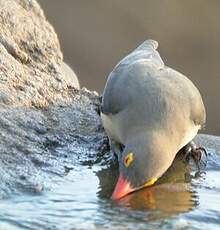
left=109, top=138, right=124, bottom=164
left=183, top=141, right=207, bottom=170
left=109, top=139, right=124, bottom=155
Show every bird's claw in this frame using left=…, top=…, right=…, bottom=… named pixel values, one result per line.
left=184, top=142, right=208, bottom=170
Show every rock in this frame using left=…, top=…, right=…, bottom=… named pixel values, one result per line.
left=194, top=134, right=220, bottom=152
left=34, top=183, right=44, bottom=193
left=60, top=62, right=80, bottom=89
left=0, top=0, right=80, bottom=107
left=0, top=0, right=106, bottom=197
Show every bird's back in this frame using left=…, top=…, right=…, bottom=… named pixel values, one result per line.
left=101, top=40, right=206, bottom=144
left=101, top=40, right=164, bottom=115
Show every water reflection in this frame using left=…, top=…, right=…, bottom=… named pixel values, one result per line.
left=96, top=153, right=198, bottom=221
left=0, top=148, right=218, bottom=229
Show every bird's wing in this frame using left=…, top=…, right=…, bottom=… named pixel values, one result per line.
left=101, top=40, right=164, bottom=115
left=159, top=67, right=206, bottom=129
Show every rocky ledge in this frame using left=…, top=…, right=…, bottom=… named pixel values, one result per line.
left=0, top=0, right=107, bottom=197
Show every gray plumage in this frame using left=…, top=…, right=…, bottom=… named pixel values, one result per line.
left=101, top=40, right=205, bottom=189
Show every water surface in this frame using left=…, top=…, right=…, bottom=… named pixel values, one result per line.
left=0, top=146, right=219, bottom=229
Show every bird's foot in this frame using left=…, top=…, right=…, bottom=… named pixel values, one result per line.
left=183, top=141, right=207, bottom=170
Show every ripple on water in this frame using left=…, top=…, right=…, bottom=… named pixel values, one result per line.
left=0, top=149, right=220, bottom=229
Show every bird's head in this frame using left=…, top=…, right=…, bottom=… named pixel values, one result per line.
left=112, top=134, right=176, bottom=200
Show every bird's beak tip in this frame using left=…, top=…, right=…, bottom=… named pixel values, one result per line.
left=111, top=173, right=134, bottom=200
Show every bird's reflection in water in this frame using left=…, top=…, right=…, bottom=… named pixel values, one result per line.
left=96, top=152, right=199, bottom=221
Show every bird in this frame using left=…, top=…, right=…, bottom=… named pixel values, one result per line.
left=100, top=40, right=206, bottom=200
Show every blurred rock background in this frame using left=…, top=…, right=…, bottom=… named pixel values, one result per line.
left=38, top=0, right=220, bottom=135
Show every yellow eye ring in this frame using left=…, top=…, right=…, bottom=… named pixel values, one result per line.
left=124, top=152, right=134, bottom=167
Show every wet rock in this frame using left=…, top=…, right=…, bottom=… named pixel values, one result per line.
left=194, top=134, right=220, bottom=152
left=34, top=184, right=44, bottom=193
left=0, top=88, right=105, bottom=197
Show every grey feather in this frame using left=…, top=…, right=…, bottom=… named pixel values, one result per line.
left=101, top=39, right=205, bottom=128
left=102, top=39, right=164, bottom=115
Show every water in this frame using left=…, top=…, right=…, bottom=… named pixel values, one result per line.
left=0, top=146, right=219, bottom=230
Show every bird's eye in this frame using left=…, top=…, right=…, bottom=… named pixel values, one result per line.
left=124, top=152, right=134, bottom=167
